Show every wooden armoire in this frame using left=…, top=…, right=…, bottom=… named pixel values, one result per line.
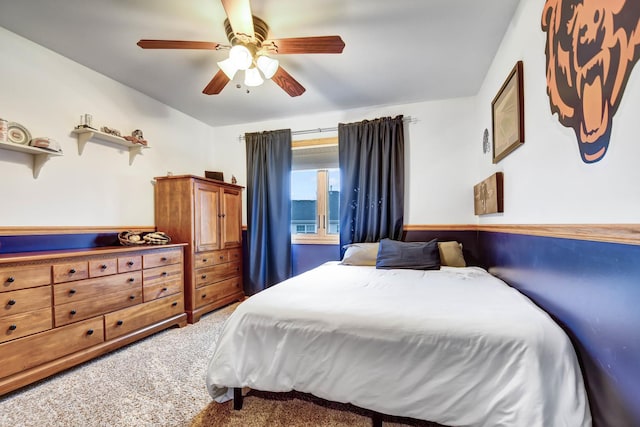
left=154, top=175, right=244, bottom=323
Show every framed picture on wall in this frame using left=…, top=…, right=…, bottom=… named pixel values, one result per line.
left=474, top=172, right=504, bottom=215
left=492, top=61, right=524, bottom=163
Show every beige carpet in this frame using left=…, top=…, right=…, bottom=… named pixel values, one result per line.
left=191, top=390, right=444, bottom=427
left=0, top=302, right=443, bottom=427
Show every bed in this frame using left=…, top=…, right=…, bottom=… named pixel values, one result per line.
left=206, top=245, right=591, bottom=426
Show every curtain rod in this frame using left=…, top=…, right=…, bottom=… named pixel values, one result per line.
left=237, top=116, right=417, bottom=142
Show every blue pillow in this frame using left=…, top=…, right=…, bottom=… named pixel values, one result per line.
left=375, top=238, right=441, bottom=270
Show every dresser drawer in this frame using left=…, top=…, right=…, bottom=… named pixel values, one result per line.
left=1, top=307, right=52, bottom=344
left=53, top=272, right=142, bottom=306
left=143, top=277, right=182, bottom=302
left=118, top=255, right=142, bottom=273
left=142, top=249, right=182, bottom=269
left=195, top=261, right=241, bottom=288
left=195, top=277, right=242, bottom=308
left=0, top=317, right=103, bottom=379
left=1, top=286, right=51, bottom=317
left=54, top=287, right=142, bottom=327
left=143, top=263, right=182, bottom=284
left=228, top=248, right=242, bottom=263
left=195, top=250, right=228, bottom=268
left=104, top=294, right=184, bottom=341
left=53, top=261, right=89, bottom=283
left=142, top=258, right=183, bottom=302
left=0, top=265, right=51, bottom=292
left=89, top=258, right=118, bottom=278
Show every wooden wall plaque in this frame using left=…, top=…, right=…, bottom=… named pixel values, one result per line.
left=474, top=172, right=504, bottom=215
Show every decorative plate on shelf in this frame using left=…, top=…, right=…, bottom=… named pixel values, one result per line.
left=482, top=128, right=490, bottom=154
left=7, top=122, right=31, bottom=145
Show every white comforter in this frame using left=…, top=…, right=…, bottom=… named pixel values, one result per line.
left=206, top=263, right=591, bottom=427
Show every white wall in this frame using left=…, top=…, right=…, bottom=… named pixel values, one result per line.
left=5, top=0, right=638, bottom=229
left=209, top=98, right=478, bottom=226
left=210, top=0, right=640, bottom=227
left=0, top=27, right=216, bottom=226
left=473, top=0, right=640, bottom=224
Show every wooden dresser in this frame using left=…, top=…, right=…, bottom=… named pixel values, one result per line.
left=0, top=244, right=187, bottom=395
left=154, top=175, right=244, bottom=323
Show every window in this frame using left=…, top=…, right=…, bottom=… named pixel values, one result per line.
left=291, top=138, right=339, bottom=244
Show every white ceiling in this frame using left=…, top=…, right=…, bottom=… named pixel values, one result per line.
left=0, top=0, right=521, bottom=127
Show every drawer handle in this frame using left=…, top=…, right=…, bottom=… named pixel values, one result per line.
left=8, top=324, right=17, bottom=331
left=100, top=264, right=108, bottom=270
left=7, top=299, right=16, bottom=306
left=129, top=295, right=136, bottom=300
left=69, top=289, right=76, bottom=295
left=128, top=278, right=135, bottom=283
left=87, top=329, right=94, bottom=335
left=162, top=287, right=168, bottom=292
left=171, top=301, right=178, bottom=307
left=70, top=310, right=77, bottom=315
left=69, top=268, right=77, bottom=274
left=202, top=294, right=207, bottom=298
left=6, top=276, right=15, bottom=283
left=219, top=256, right=224, bottom=260
left=161, top=257, right=168, bottom=262
left=127, top=261, right=134, bottom=266
left=202, top=258, right=208, bottom=263
left=162, top=272, right=168, bottom=277
left=117, top=320, right=124, bottom=326
left=201, top=274, right=207, bottom=279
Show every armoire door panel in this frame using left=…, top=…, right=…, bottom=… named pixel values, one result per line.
left=195, top=183, right=220, bottom=252
left=222, top=188, right=242, bottom=248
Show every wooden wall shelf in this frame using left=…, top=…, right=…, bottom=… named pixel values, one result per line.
left=0, top=140, right=63, bottom=179
left=71, top=128, right=149, bottom=165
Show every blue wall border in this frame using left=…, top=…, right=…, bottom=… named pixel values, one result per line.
left=479, top=231, right=640, bottom=427
left=0, top=233, right=119, bottom=254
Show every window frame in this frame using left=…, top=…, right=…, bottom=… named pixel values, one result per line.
left=291, top=137, right=339, bottom=245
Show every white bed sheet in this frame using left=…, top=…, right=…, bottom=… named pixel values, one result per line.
left=206, top=262, right=591, bottom=427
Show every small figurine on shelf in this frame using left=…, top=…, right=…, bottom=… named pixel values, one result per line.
left=124, top=129, right=148, bottom=146
left=101, top=126, right=122, bottom=137
left=231, top=175, right=237, bottom=184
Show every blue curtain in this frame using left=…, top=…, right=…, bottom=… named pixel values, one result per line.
left=245, top=129, right=292, bottom=295
left=338, top=115, right=404, bottom=250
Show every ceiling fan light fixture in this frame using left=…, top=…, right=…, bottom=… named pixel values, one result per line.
left=256, top=55, right=279, bottom=79
left=228, top=44, right=253, bottom=70
left=244, top=67, right=264, bottom=87
left=217, top=57, right=239, bottom=79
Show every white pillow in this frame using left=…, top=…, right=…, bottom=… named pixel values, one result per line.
left=341, top=242, right=380, bottom=266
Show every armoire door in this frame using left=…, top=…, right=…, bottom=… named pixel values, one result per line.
left=221, top=187, right=242, bottom=248
left=194, top=182, right=220, bottom=252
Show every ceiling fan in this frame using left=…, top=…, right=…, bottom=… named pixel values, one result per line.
left=137, top=0, right=345, bottom=97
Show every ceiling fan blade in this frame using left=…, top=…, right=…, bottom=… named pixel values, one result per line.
left=221, top=0, right=255, bottom=40
left=263, top=36, right=345, bottom=54
left=203, top=70, right=231, bottom=95
left=137, top=40, right=221, bottom=50
left=272, top=66, right=306, bottom=97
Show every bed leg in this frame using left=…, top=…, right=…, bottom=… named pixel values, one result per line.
left=371, top=412, right=383, bottom=427
left=233, top=387, right=243, bottom=410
